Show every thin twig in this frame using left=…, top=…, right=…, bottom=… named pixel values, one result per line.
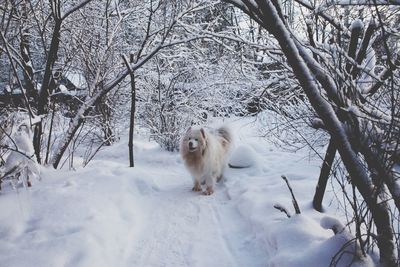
left=274, top=203, right=291, bottom=218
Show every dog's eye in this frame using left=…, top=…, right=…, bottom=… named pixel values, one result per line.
left=194, top=138, right=198, bottom=141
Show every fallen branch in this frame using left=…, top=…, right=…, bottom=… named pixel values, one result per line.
left=281, top=175, right=301, bottom=214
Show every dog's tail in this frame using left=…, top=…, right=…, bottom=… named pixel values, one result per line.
left=217, top=126, right=232, bottom=144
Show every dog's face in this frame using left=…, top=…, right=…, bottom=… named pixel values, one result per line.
left=182, top=127, right=207, bottom=153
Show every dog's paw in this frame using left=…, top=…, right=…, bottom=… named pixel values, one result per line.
left=203, top=187, right=214, bottom=195
left=192, top=184, right=202, bottom=192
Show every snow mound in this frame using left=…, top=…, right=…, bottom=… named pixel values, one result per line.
left=266, top=215, right=374, bottom=267
left=320, top=216, right=345, bottom=234
left=228, top=144, right=258, bottom=168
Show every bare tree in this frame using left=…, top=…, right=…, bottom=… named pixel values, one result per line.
left=51, top=1, right=211, bottom=168
left=33, top=0, right=93, bottom=163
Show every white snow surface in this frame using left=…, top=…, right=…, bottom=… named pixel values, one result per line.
left=0, top=118, right=376, bottom=267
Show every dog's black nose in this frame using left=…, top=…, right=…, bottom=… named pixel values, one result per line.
left=189, top=141, right=194, bottom=148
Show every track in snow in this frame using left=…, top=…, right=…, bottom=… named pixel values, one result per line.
left=125, top=173, right=267, bottom=267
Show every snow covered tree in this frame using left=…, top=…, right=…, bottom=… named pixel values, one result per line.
left=0, top=0, right=93, bottom=166
left=223, top=0, right=399, bottom=265
left=1, top=0, right=224, bottom=168
left=51, top=0, right=224, bottom=168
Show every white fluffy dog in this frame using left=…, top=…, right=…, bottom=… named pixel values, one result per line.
left=180, top=126, right=232, bottom=195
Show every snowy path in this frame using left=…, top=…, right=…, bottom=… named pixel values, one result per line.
left=1, top=119, right=373, bottom=267
left=126, top=171, right=267, bottom=267
left=0, top=136, right=269, bottom=267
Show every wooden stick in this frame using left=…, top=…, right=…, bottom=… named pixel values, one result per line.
left=281, top=175, right=301, bottom=214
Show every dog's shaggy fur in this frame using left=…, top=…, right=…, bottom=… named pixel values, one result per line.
left=180, top=126, right=232, bottom=195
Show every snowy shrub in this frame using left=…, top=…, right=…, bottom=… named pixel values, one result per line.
left=138, top=70, right=206, bottom=152
left=0, top=113, right=40, bottom=190
left=136, top=47, right=260, bottom=151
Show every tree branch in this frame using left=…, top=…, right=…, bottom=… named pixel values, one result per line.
left=61, top=0, right=93, bottom=20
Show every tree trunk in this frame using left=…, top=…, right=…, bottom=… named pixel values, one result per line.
left=345, top=21, right=362, bottom=74
left=45, top=102, right=56, bottom=164
left=52, top=109, right=87, bottom=169
left=33, top=18, right=62, bottom=164
left=312, top=139, right=336, bottom=212
left=37, top=17, right=62, bottom=111
left=128, top=70, right=136, bottom=167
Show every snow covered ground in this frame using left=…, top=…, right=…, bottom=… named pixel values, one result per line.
left=0, top=117, right=376, bottom=267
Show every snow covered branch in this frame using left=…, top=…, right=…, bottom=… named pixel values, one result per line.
left=323, top=0, right=400, bottom=6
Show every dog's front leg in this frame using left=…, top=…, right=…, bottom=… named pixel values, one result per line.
left=203, top=175, right=215, bottom=195
left=192, top=180, right=202, bottom=192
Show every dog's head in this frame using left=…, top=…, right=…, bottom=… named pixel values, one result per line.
left=181, top=127, right=207, bottom=154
